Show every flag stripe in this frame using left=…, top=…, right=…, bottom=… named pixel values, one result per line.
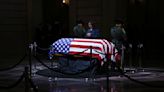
left=73, top=38, right=107, bottom=52
left=70, top=42, right=104, bottom=51
left=70, top=45, right=102, bottom=51
left=69, top=47, right=104, bottom=56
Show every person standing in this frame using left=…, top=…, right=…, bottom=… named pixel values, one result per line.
left=110, top=19, right=127, bottom=53
left=85, top=21, right=100, bottom=38
left=72, top=20, right=86, bottom=38
left=110, top=19, right=128, bottom=69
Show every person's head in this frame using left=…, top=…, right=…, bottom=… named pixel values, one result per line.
left=76, top=20, right=84, bottom=27
left=88, top=21, right=93, bottom=29
left=115, top=19, right=123, bottom=28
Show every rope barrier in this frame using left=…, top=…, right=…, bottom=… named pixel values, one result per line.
left=115, top=64, right=164, bottom=88
left=0, top=71, right=25, bottom=89
left=93, top=49, right=106, bottom=55
left=0, top=54, right=27, bottom=71
left=51, top=48, right=90, bottom=57
left=0, top=66, right=38, bottom=92
left=37, top=46, right=50, bottom=51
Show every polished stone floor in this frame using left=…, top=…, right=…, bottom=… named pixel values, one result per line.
left=0, top=58, right=164, bottom=92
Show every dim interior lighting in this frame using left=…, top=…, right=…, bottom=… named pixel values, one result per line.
left=130, top=0, right=135, bottom=4
left=130, top=0, right=145, bottom=4
left=63, top=0, right=66, bottom=3
left=63, top=0, right=69, bottom=5
left=138, top=0, right=145, bottom=3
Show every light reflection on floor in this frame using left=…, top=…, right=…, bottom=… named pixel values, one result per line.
left=0, top=63, right=164, bottom=92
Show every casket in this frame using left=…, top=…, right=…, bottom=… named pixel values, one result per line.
left=48, top=38, right=122, bottom=74
left=49, top=38, right=120, bottom=64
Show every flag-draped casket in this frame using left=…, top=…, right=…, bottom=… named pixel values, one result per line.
left=49, top=38, right=120, bottom=65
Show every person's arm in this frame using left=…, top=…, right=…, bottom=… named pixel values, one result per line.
left=89, top=29, right=98, bottom=38
left=122, top=28, right=127, bottom=41
left=73, top=26, right=78, bottom=37
left=85, top=29, right=92, bottom=38
left=110, top=27, right=115, bottom=39
left=95, top=29, right=100, bottom=38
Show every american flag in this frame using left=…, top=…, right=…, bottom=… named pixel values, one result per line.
left=49, top=38, right=119, bottom=65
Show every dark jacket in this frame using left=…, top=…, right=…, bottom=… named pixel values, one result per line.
left=85, top=28, right=100, bottom=38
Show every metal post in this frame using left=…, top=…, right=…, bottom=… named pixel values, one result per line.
left=90, top=46, right=93, bottom=66
left=48, top=58, right=54, bottom=82
left=121, top=45, right=125, bottom=71
left=129, top=44, right=133, bottom=69
left=33, top=42, right=37, bottom=76
left=138, top=43, right=143, bottom=69
left=25, top=67, right=29, bottom=92
left=90, top=46, right=92, bottom=59
left=89, top=46, right=93, bottom=81
left=29, top=44, right=33, bottom=78
left=106, top=53, right=109, bottom=92
left=106, top=44, right=110, bottom=92
left=33, top=42, right=37, bottom=56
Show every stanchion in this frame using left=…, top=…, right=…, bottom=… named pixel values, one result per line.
left=128, top=44, right=133, bottom=68
left=29, top=44, right=33, bottom=78
left=33, top=42, right=37, bottom=56
left=90, top=46, right=92, bottom=58
left=32, top=42, right=38, bottom=76
left=105, top=53, right=110, bottom=92
left=48, top=59, right=54, bottom=82
left=24, top=67, right=29, bottom=92
left=89, top=46, right=93, bottom=81
left=33, top=42, right=37, bottom=70
left=28, top=42, right=39, bottom=77
left=105, top=44, right=110, bottom=92
left=24, top=66, right=38, bottom=92
left=137, top=43, right=144, bottom=71
left=120, top=45, right=125, bottom=71
left=128, top=43, right=134, bottom=73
